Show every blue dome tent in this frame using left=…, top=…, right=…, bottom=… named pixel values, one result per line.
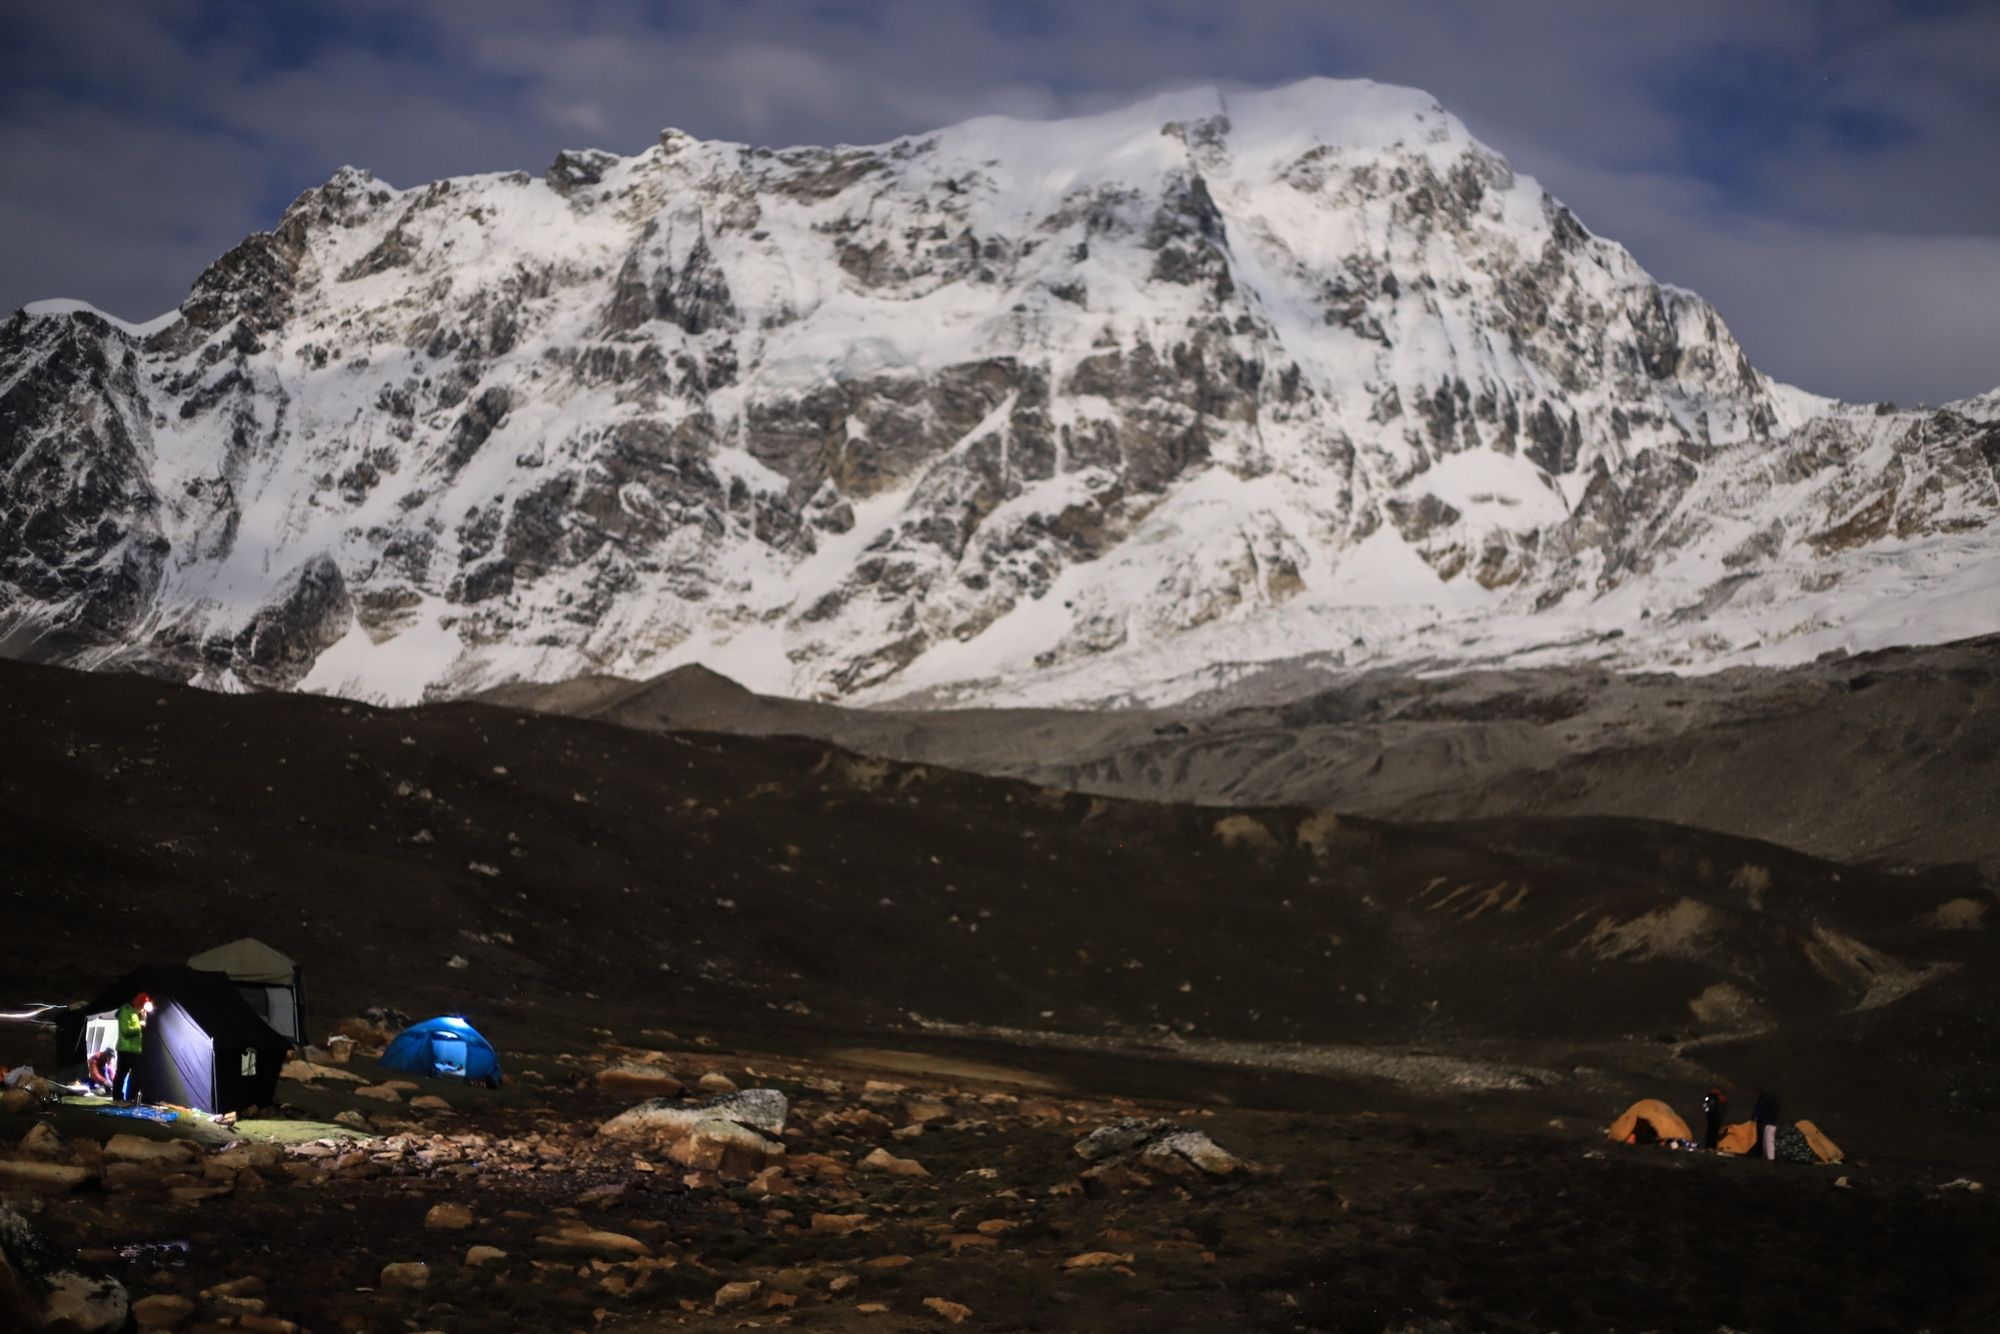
left=378, top=1016, right=501, bottom=1086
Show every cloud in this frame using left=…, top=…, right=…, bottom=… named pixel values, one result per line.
left=1, top=1, right=1994, bottom=401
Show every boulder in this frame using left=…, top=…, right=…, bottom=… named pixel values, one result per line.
left=104, top=1134, right=202, bottom=1166
left=42, top=1270, right=129, bottom=1332
left=0, top=1160, right=96, bottom=1191
left=599, top=1087, right=788, bottom=1142
left=1073, top=1119, right=1242, bottom=1177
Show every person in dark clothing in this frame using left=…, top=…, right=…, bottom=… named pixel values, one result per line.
left=1752, top=1089, right=1779, bottom=1161
left=1702, top=1087, right=1729, bottom=1150
left=86, top=1049, right=117, bottom=1096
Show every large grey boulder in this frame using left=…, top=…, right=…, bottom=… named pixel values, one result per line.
left=599, top=1087, right=788, bottom=1144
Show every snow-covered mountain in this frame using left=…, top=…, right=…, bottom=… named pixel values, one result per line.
left=3, top=78, right=1996, bottom=706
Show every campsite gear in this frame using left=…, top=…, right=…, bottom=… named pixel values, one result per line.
left=188, top=938, right=307, bottom=1048
left=1796, top=1120, right=1844, bottom=1164
left=379, top=1016, right=502, bottom=1087
left=1701, top=1088, right=1728, bottom=1149
left=1717, top=1121, right=1756, bottom=1154
left=1752, top=1090, right=1779, bottom=1162
left=1605, top=1099, right=1693, bottom=1145
left=57, top=967, right=289, bottom=1116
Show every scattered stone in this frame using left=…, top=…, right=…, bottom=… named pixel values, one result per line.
left=866, top=1255, right=914, bottom=1269
left=425, top=1202, right=474, bottom=1230
left=354, top=1084, right=403, bottom=1103
left=333, top=1110, right=370, bottom=1129
left=465, top=1245, right=509, bottom=1267
left=925, top=1296, right=973, bottom=1323
left=714, top=1279, right=762, bottom=1309
left=379, top=1261, right=430, bottom=1290
left=408, top=1095, right=452, bottom=1111
left=860, top=1147, right=929, bottom=1177
left=696, top=1071, right=739, bottom=1094
left=975, top=1219, right=1017, bottom=1235
left=1064, top=1251, right=1134, bottom=1270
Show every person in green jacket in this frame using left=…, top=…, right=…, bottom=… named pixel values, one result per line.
left=113, top=992, right=152, bottom=1102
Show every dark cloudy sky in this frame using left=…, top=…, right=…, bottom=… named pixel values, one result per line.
left=4, top=1, right=1996, bottom=404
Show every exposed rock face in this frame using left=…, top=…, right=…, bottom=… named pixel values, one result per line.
left=2, top=79, right=1996, bottom=705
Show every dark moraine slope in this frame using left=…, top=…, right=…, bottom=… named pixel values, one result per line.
left=484, top=634, right=2000, bottom=879
left=6, top=658, right=1996, bottom=1163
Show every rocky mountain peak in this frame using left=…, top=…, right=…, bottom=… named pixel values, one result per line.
left=1, top=77, right=1994, bottom=704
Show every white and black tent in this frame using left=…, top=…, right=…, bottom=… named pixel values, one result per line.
left=188, top=938, right=306, bottom=1049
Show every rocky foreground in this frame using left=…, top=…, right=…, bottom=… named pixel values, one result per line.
left=4, top=1021, right=1996, bottom=1334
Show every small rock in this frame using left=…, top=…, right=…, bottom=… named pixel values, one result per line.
left=132, top=1292, right=197, bottom=1330
left=0, top=1160, right=95, bottom=1191
left=828, top=1275, right=858, bottom=1294
left=425, top=1202, right=474, bottom=1230
left=333, top=1110, right=370, bottom=1129
left=408, top=1095, right=452, bottom=1111
left=811, top=1212, right=869, bottom=1235
left=974, top=1219, right=1017, bottom=1235
left=924, top=1297, right=973, bottom=1323
left=18, top=1123, right=68, bottom=1158
left=696, top=1071, right=739, bottom=1094
left=859, top=1147, right=929, bottom=1177
left=354, top=1084, right=403, bottom=1103
left=865, top=1255, right=914, bottom=1269
left=595, top=1062, right=683, bottom=1098
left=714, top=1279, right=762, bottom=1309
left=1063, top=1251, right=1134, bottom=1270
left=379, top=1261, right=430, bottom=1290
left=464, top=1245, right=509, bottom=1266
left=1834, top=1176, right=1852, bottom=1189
left=535, top=1228, right=650, bottom=1259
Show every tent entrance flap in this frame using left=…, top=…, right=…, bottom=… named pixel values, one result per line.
left=82, top=1013, right=118, bottom=1063
left=431, top=1037, right=468, bottom=1076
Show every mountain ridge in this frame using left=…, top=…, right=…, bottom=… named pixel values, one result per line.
left=3, top=76, right=1996, bottom=705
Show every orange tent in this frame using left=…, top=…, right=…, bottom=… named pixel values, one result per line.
left=1796, top=1120, right=1843, bottom=1164
left=1605, top=1099, right=1693, bottom=1144
left=1717, top=1121, right=1757, bottom=1154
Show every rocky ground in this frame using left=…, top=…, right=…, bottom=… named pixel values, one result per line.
left=3, top=1027, right=1997, bottom=1334
left=2, top=657, right=1998, bottom=1330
